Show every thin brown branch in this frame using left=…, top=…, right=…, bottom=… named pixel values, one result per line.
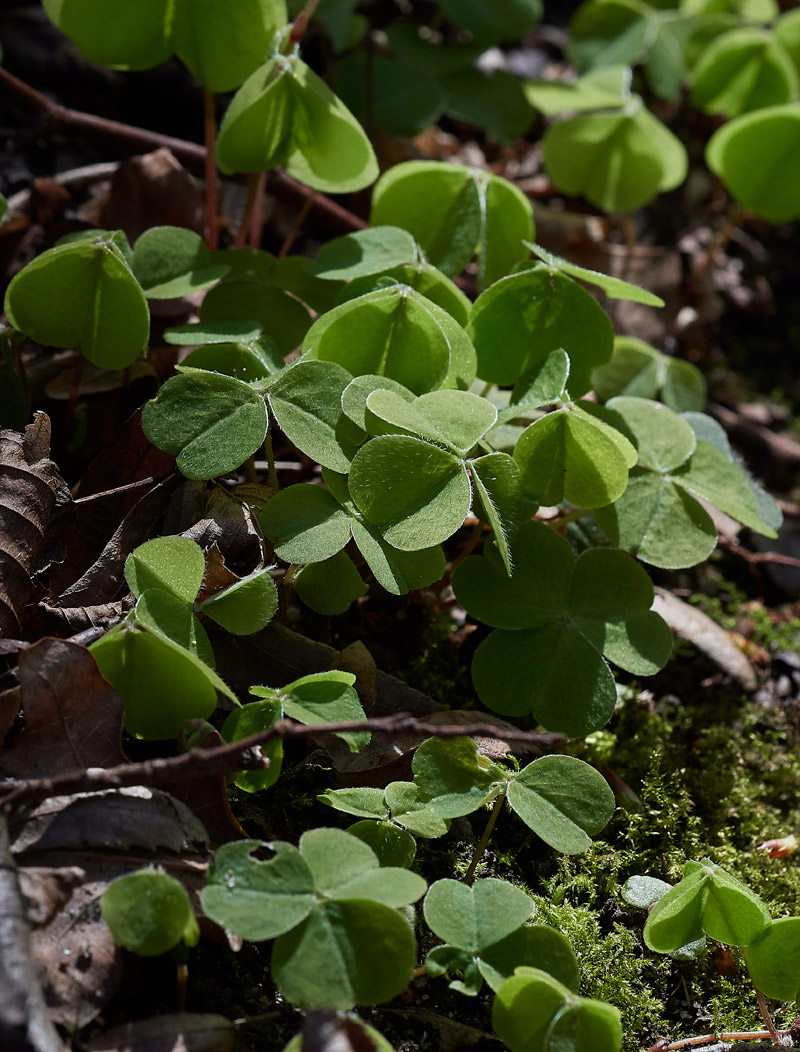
left=0, top=66, right=365, bottom=237
left=202, top=88, right=219, bottom=250
left=0, top=715, right=555, bottom=818
left=0, top=815, right=68, bottom=1052
left=650, top=1026, right=795, bottom=1051
left=73, top=472, right=173, bottom=503
left=718, top=536, right=800, bottom=571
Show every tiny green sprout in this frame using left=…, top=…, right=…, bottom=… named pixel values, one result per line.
left=91, top=536, right=277, bottom=738
left=643, top=859, right=771, bottom=953
left=411, top=737, right=616, bottom=858
left=201, top=829, right=426, bottom=1009
left=423, top=877, right=580, bottom=996
left=101, top=868, right=199, bottom=957
left=493, top=966, right=622, bottom=1052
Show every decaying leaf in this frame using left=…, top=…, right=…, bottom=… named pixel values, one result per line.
left=0, top=414, right=69, bottom=638
left=652, top=587, right=757, bottom=692
left=85, top=1013, right=236, bottom=1052
left=0, top=638, right=125, bottom=779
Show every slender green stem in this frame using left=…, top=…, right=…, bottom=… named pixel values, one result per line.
left=202, top=88, right=219, bottom=251
left=479, top=381, right=494, bottom=399
left=463, top=793, right=505, bottom=885
left=264, top=430, right=280, bottom=495
left=549, top=507, right=589, bottom=530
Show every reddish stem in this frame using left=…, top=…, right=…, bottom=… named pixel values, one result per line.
left=202, top=88, right=219, bottom=250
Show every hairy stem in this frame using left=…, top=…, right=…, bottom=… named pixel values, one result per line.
left=464, top=793, right=505, bottom=885
left=264, top=431, right=280, bottom=495
left=235, top=172, right=263, bottom=250
left=754, top=987, right=782, bottom=1045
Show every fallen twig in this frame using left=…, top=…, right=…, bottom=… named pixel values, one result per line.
left=0, top=814, right=68, bottom=1052
left=0, top=66, right=365, bottom=237
left=0, top=714, right=556, bottom=818
left=717, top=536, right=800, bottom=571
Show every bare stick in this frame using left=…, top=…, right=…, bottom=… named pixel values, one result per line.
left=202, top=88, right=219, bottom=250
left=718, top=536, right=800, bottom=571
left=0, top=67, right=364, bottom=237
left=0, top=815, right=68, bottom=1052
left=1, top=714, right=559, bottom=818
left=73, top=472, right=172, bottom=503
left=652, top=1027, right=795, bottom=1051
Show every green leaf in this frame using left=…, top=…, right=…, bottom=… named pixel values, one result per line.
left=267, top=360, right=353, bottom=473
left=311, top=226, right=418, bottom=280
left=90, top=620, right=232, bottom=739
left=412, top=737, right=505, bottom=818
left=221, top=699, right=283, bottom=792
left=672, top=439, right=777, bottom=536
left=164, top=320, right=264, bottom=346
left=507, top=756, right=615, bottom=854
left=180, top=340, right=282, bottom=382
left=545, top=999, right=622, bottom=1052
left=438, top=0, right=541, bottom=43
left=592, top=337, right=706, bottom=412
left=4, top=236, right=149, bottom=369
left=470, top=453, right=535, bottom=575
left=499, top=350, right=570, bottom=422
left=201, top=840, right=316, bottom=939
left=479, top=925, right=580, bottom=994
left=492, top=968, right=571, bottom=1052
left=745, top=918, right=800, bottom=1002
left=253, top=670, right=368, bottom=751
left=453, top=522, right=671, bottom=734
left=606, top=396, right=696, bottom=471
left=200, top=279, right=311, bottom=357
left=217, top=55, right=378, bottom=193
left=125, top=536, right=205, bottom=603
left=132, top=226, right=229, bottom=298
left=142, top=372, right=268, bottom=480
left=319, top=787, right=390, bottom=821
left=690, top=28, right=798, bottom=118
left=528, top=243, right=664, bottom=307
left=347, top=820, right=418, bottom=869
left=468, top=266, right=613, bottom=395
left=302, top=285, right=472, bottom=396
left=423, top=878, right=534, bottom=953
left=348, top=435, right=471, bottom=550
left=543, top=98, right=687, bottom=213
left=272, top=898, right=416, bottom=1009
left=384, top=781, right=450, bottom=837
left=620, top=875, right=672, bottom=910
left=513, top=407, right=630, bottom=508
left=171, top=0, right=288, bottom=94
left=595, top=468, right=718, bottom=570
left=524, top=66, right=629, bottom=116
left=365, top=388, right=497, bottom=455
left=776, top=9, right=800, bottom=77
left=102, top=869, right=197, bottom=957
left=261, top=484, right=352, bottom=563
left=645, top=860, right=770, bottom=952
left=43, top=0, right=172, bottom=70
left=439, top=68, right=534, bottom=151
left=293, top=551, right=368, bottom=615
left=299, top=827, right=425, bottom=906
left=567, top=1, right=649, bottom=72
left=133, top=589, right=214, bottom=667
left=707, top=103, right=800, bottom=223
left=370, top=162, right=533, bottom=286
left=198, top=568, right=278, bottom=634
left=350, top=519, right=446, bottom=596
left=336, top=262, right=472, bottom=327
left=371, top=161, right=482, bottom=277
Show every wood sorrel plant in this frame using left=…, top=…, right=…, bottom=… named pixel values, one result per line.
left=0, top=3, right=789, bottom=1049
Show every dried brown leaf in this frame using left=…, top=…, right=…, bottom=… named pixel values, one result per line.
left=99, top=150, right=204, bottom=242
left=0, top=414, right=69, bottom=638
left=85, top=1013, right=236, bottom=1052
left=0, top=639, right=125, bottom=779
